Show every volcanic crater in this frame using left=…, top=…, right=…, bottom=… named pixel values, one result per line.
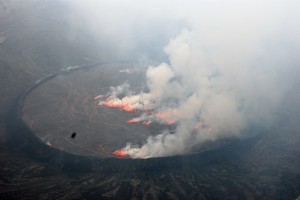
left=22, top=64, right=163, bottom=158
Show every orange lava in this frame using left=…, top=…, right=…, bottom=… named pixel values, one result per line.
left=123, top=104, right=134, bottom=112
left=99, top=99, right=135, bottom=112
left=166, top=119, right=176, bottom=125
left=113, top=150, right=127, bottom=157
left=155, top=112, right=177, bottom=125
left=104, top=102, right=120, bottom=108
left=157, top=112, right=167, bottom=119
left=127, top=118, right=139, bottom=123
left=143, top=121, right=151, bottom=126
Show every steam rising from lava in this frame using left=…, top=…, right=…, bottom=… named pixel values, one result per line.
left=96, top=27, right=297, bottom=158
left=86, top=1, right=300, bottom=158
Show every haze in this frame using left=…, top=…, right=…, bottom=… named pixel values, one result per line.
left=67, top=0, right=300, bottom=158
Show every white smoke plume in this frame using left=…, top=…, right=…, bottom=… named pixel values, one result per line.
left=68, top=0, right=300, bottom=158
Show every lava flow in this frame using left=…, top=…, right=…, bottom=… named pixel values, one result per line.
left=95, top=95, right=179, bottom=126
left=96, top=96, right=135, bottom=112
left=112, top=149, right=127, bottom=157
left=143, top=121, right=151, bottom=126
left=127, top=118, right=139, bottom=123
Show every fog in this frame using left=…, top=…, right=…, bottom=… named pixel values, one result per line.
left=66, top=0, right=300, bottom=158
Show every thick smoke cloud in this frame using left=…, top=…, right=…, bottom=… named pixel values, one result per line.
left=67, top=0, right=300, bottom=158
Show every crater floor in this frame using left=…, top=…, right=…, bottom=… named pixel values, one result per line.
left=22, top=64, right=156, bottom=158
